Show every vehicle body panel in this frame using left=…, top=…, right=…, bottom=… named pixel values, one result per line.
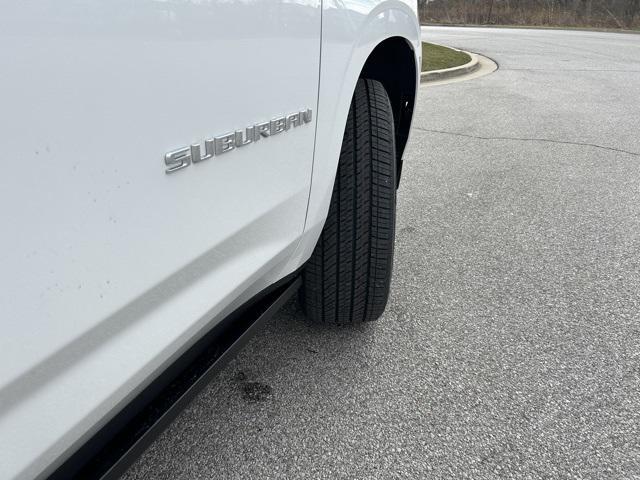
left=0, top=1, right=320, bottom=478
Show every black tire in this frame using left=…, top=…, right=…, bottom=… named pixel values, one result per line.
left=301, top=78, right=397, bottom=324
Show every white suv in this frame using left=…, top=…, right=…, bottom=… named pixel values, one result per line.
left=0, top=1, right=420, bottom=478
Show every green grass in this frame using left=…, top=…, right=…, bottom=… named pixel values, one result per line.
left=422, top=42, right=471, bottom=72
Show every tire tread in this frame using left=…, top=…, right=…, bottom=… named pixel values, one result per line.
left=302, top=78, right=396, bottom=324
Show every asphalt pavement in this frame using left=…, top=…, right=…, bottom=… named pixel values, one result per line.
left=123, top=27, right=640, bottom=479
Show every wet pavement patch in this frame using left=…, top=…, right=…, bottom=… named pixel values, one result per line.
left=241, top=382, right=272, bottom=403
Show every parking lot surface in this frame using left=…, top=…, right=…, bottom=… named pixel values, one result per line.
left=123, top=27, right=640, bottom=479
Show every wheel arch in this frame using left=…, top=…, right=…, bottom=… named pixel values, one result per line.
left=276, top=3, right=420, bottom=276
left=360, top=36, right=418, bottom=185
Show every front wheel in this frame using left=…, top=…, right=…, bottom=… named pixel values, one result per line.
left=301, top=78, right=397, bottom=324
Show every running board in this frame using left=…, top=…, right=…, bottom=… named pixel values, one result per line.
left=48, top=275, right=302, bottom=480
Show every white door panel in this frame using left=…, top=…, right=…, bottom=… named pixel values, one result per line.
left=0, top=1, right=320, bottom=479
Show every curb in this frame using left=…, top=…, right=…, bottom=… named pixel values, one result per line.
left=420, top=48, right=481, bottom=83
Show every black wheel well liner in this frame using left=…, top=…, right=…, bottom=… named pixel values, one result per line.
left=360, top=36, right=417, bottom=185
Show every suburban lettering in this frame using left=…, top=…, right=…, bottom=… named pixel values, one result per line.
left=164, top=108, right=313, bottom=174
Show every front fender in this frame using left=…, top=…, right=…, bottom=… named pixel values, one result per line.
left=279, top=0, right=420, bottom=273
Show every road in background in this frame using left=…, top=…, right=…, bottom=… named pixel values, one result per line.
left=123, top=28, right=640, bottom=479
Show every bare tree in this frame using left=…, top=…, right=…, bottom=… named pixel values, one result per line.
left=420, top=0, right=640, bottom=29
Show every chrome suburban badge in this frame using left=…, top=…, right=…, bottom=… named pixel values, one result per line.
left=165, top=108, right=313, bottom=174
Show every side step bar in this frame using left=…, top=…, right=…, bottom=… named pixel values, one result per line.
left=48, top=275, right=302, bottom=480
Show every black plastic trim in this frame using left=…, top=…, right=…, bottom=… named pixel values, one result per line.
left=47, top=274, right=302, bottom=480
